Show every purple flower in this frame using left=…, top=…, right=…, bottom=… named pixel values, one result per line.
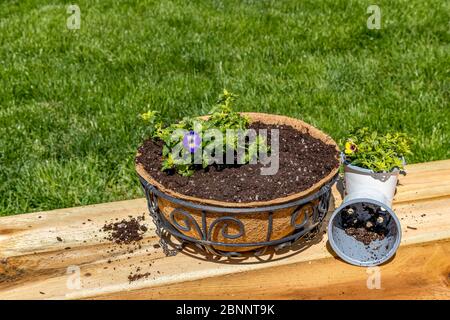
left=183, top=131, right=201, bottom=153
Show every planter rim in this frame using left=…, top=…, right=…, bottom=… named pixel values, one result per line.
left=327, top=197, right=402, bottom=267
left=136, top=112, right=340, bottom=208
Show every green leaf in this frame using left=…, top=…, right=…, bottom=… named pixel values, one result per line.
left=342, top=128, right=412, bottom=172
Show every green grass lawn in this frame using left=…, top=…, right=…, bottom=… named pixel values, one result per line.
left=0, top=0, right=449, bottom=216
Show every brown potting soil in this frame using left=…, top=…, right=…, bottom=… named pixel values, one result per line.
left=101, top=214, right=160, bottom=283
left=128, top=271, right=152, bottom=283
left=135, top=122, right=339, bottom=203
left=102, top=215, right=147, bottom=245
left=345, top=227, right=386, bottom=246
left=340, top=203, right=390, bottom=246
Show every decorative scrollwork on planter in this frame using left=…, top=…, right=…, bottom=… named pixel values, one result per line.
left=170, top=207, right=203, bottom=238
left=138, top=173, right=338, bottom=257
left=141, top=181, right=178, bottom=256
left=291, top=203, right=314, bottom=230
left=207, top=216, right=245, bottom=241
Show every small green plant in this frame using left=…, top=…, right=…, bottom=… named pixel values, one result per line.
left=140, top=90, right=268, bottom=176
left=342, top=128, right=412, bottom=172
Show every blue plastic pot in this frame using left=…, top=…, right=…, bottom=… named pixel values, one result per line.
left=328, top=197, right=402, bottom=267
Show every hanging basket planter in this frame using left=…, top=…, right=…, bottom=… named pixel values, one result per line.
left=136, top=113, right=340, bottom=256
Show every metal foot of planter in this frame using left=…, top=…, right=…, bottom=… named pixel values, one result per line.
left=139, top=174, right=338, bottom=258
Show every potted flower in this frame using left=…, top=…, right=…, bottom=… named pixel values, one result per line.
left=326, top=129, right=411, bottom=266
left=135, top=90, right=340, bottom=255
left=341, top=128, right=412, bottom=206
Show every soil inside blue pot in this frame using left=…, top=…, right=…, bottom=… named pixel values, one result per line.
left=341, top=203, right=391, bottom=245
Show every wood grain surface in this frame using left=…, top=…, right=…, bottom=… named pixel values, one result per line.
left=0, top=160, right=449, bottom=300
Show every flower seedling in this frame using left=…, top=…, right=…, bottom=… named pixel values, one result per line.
left=140, top=90, right=269, bottom=176
left=342, top=128, right=412, bottom=172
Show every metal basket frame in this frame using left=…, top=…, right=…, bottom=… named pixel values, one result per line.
left=139, top=174, right=338, bottom=257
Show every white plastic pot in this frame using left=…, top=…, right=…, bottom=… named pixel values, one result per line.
left=344, top=162, right=400, bottom=207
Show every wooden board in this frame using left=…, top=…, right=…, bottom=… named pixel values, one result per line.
left=0, top=160, right=449, bottom=300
